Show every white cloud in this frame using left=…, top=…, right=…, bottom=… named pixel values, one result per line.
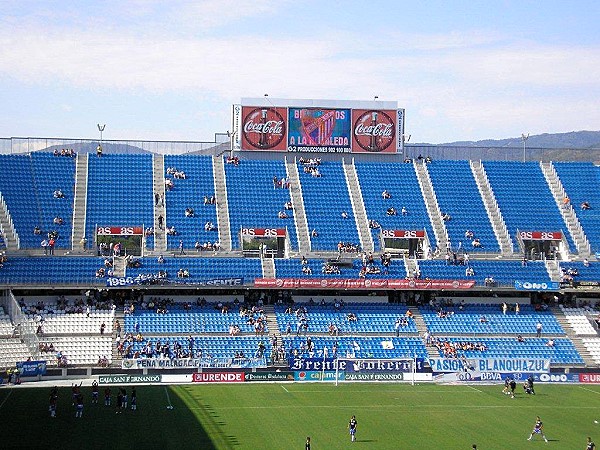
left=0, top=14, right=599, bottom=143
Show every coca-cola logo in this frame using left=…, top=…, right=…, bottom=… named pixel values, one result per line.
left=242, top=107, right=286, bottom=150
left=353, top=110, right=395, bottom=152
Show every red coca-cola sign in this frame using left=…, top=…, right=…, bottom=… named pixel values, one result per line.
left=352, top=109, right=397, bottom=153
left=241, top=106, right=287, bottom=151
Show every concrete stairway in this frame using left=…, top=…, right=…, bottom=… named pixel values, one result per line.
left=261, top=256, right=275, bottom=278
left=470, top=160, right=514, bottom=255
left=551, top=306, right=596, bottom=367
left=71, top=153, right=89, bottom=252
left=111, top=310, right=124, bottom=367
left=410, top=308, right=438, bottom=360
left=0, top=193, right=19, bottom=251
left=414, top=161, right=448, bottom=252
left=540, top=161, right=591, bottom=258
left=404, top=256, right=419, bottom=278
left=212, top=156, right=232, bottom=251
left=112, top=256, right=127, bottom=277
left=545, top=259, right=562, bottom=282
left=342, top=158, right=374, bottom=253
left=262, top=304, right=285, bottom=366
left=285, top=157, right=311, bottom=255
left=151, top=154, right=167, bottom=254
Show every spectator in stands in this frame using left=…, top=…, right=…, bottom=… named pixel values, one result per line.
left=536, top=322, right=543, bottom=338
left=387, top=207, right=397, bottom=216
left=441, top=212, right=452, bottom=221
left=522, top=257, right=528, bottom=267
left=302, top=266, right=312, bottom=275
left=311, top=229, right=318, bottom=237
left=563, top=196, right=570, bottom=209
left=53, top=216, right=64, bottom=226
left=479, top=316, right=488, bottom=324
left=157, top=254, right=165, bottom=264
left=284, top=201, right=293, bottom=210
left=204, top=222, right=215, bottom=231
left=96, top=144, right=102, bottom=157
left=472, top=238, right=482, bottom=248
left=465, top=230, right=474, bottom=240
left=48, top=238, right=55, bottom=255
left=33, top=226, right=41, bottom=235
left=368, top=220, right=380, bottom=229
left=165, top=178, right=174, bottom=191
left=167, top=225, right=178, bottom=235
left=100, top=322, right=106, bottom=335
left=158, top=215, right=164, bottom=230
left=184, top=207, right=195, bottom=217
left=465, top=267, right=475, bottom=276
left=382, top=190, right=391, bottom=199
left=41, top=239, right=49, bottom=255
left=581, top=201, right=591, bottom=210
left=278, top=211, right=288, bottom=219
left=401, top=206, right=408, bottom=216
left=80, top=236, right=87, bottom=251
left=341, top=211, right=349, bottom=219
left=53, top=189, right=65, bottom=199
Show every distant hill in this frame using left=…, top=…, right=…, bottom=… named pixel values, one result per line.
left=434, top=130, right=600, bottom=149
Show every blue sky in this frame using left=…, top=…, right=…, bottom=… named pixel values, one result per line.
left=0, top=0, right=599, bottom=144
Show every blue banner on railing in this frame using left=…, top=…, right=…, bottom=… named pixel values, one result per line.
left=16, top=360, right=46, bottom=377
left=514, top=281, right=560, bottom=291
left=428, top=358, right=550, bottom=373
left=107, top=276, right=244, bottom=287
left=289, top=358, right=424, bottom=373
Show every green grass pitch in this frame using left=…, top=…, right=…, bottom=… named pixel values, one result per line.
left=1, top=382, right=599, bottom=449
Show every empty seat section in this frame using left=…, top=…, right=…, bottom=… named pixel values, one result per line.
left=30, top=152, right=76, bottom=248
left=85, top=154, right=154, bottom=249
left=355, top=162, right=435, bottom=251
left=427, top=160, right=498, bottom=252
left=553, top=162, right=600, bottom=253
left=225, top=159, right=298, bottom=250
left=483, top=161, right=575, bottom=252
left=163, top=155, right=218, bottom=250
left=420, top=304, right=564, bottom=335
left=300, top=161, right=359, bottom=251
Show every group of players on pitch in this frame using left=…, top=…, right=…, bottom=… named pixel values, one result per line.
left=502, top=374, right=536, bottom=399
left=49, top=381, right=137, bottom=418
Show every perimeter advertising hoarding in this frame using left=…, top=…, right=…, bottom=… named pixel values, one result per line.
left=240, top=106, right=288, bottom=151
left=287, top=108, right=352, bottom=152
left=428, top=358, right=550, bottom=373
left=255, top=278, right=476, bottom=290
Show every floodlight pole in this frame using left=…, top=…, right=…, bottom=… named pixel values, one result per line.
left=521, top=133, right=529, bottom=163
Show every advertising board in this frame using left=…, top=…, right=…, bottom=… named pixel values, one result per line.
left=288, top=107, right=351, bottom=152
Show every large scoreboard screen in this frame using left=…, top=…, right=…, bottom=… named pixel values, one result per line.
left=233, top=98, right=404, bottom=154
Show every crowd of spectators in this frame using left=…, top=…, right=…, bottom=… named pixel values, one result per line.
left=53, top=148, right=76, bottom=157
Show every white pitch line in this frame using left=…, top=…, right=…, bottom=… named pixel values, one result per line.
left=281, top=385, right=289, bottom=393
left=0, top=389, right=13, bottom=410
left=164, top=386, right=174, bottom=409
left=467, top=385, right=483, bottom=393
left=187, top=404, right=600, bottom=411
left=579, top=386, right=600, bottom=396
